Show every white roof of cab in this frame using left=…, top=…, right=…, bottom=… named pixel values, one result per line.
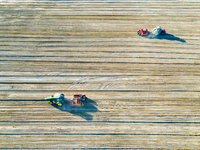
left=54, top=93, right=62, bottom=98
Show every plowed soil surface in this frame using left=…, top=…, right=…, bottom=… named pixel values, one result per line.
left=0, top=0, right=200, bottom=149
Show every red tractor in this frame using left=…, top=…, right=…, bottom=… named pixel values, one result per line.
left=137, top=28, right=150, bottom=36
left=71, top=94, right=87, bottom=106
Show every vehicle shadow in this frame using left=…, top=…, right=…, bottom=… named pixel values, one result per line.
left=52, top=98, right=100, bottom=121
left=146, top=33, right=186, bottom=43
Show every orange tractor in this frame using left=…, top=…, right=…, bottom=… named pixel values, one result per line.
left=71, top=94, right=87, bottom=106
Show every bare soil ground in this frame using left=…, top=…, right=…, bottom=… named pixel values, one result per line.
left=0, top=0, right=200, bottom=149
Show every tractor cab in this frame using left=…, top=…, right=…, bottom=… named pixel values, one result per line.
left=142, top=29, right=147, bottom=34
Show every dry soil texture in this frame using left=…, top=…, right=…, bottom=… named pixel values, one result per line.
left=0, top=0, right=200, bottom=149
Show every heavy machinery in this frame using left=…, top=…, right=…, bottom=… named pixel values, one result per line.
left=45, top=93, right=66, bottom=106
left=137, top=28, right=150, bottom=36
left=45, top=93, right=87, bottom=107
left=137, top=26, right=166, bottom=36
left=72, top=94, right=87, bottom=106
left=152, top=26, right=166, bottom=36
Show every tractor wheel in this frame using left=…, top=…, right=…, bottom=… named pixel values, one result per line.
left=161, top=31, right=165, bottom=36
left=137, top=30, right=141, bottom=36
left=82, top=95, right=87, bottom=99
left=49, top=101, right=53, bottom=105
left=82, top=95, right=87, bottom=104
left=57, top=103, right=62, bottom=106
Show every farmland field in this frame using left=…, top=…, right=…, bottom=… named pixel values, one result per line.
left=0, top=0, right=200, bottom=149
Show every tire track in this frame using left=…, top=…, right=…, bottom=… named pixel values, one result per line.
left=0, top=35, right=198, bottom=38
left=1, top=121, right=199, bottom=124
left=0, top=133, right=199, bottom=137
left=2, top=50, right=200, bottom=55
left=3, top=45, right=198, bottom=49
left=1, top=74, right=200, bottom=77
left=1, top=56, right=200, bottom=60
left=1, top=59, right=200, bottom=65
left=1, top=90, right=200, bottom=92
left=1, top=82, right=200, bottom=85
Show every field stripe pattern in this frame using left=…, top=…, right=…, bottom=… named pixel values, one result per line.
left=0, top=0, right=200, bottom=149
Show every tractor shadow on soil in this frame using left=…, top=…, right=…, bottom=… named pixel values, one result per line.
left=52, top=98, right=100, bottom=121
left=145, top=33, right=186, bottom=43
